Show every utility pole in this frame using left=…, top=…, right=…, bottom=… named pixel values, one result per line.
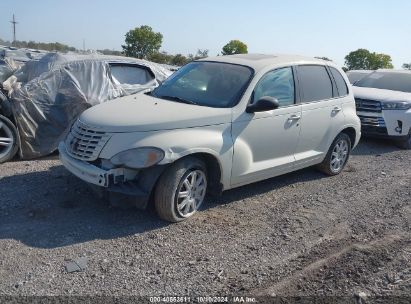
left=10, top=14, right=18, bottom=45
left=83, top=39, right=85, bottom=52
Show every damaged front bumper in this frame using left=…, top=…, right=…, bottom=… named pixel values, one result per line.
left=58, top=142, right=165, bottom=208
left=58, top=142, right=129, bottom=187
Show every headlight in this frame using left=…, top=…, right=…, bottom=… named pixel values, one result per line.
left=110, top=147, right=164, bottom=169
left=381, top=101, right=411, bottom=110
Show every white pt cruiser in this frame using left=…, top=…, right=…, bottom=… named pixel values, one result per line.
left=59, top=54, right=361, bottom=222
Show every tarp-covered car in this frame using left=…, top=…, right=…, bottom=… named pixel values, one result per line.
left=0, top=53, right=172, bottom=162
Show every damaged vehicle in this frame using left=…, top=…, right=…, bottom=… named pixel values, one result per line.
left=59, top=54, right=361, bottom=222
left=0, top=53, right=171, bottom=162
left=353, top=70, right=411, bottom=149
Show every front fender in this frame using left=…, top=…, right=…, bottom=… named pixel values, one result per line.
left=99, top=123, right=233, bottom=189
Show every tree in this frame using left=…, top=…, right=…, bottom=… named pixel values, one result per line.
left=402, top=63, right=411, bottom=70
left=196, top=49, right=209, bottom=58
left=344, top=49, right=372, bottom=70
left=222, top=40, right=248, bottom=55
left=171, top=54, right=188, bottom=66
left=148, top=51, right=172, bottom=64
left=369, top=53, right=393, bottom=70
left=98, top=49, right=122, bottom=56
left=187, top=49, right=209, bottom=61
left=122, top=25, right=163, bottom=59
left=344, top=49, right=393, bottom=70
left=0, top=37, right=77, bottom=52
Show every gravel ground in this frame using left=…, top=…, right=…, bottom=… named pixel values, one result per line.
left=0, top=138, right=410, bottom=299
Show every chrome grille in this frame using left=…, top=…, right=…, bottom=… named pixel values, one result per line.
left=358, top=115, right=386, bottom=127
left=65, top=120, right=111, bottom=161
left=355, top=98, right=382, bottom=113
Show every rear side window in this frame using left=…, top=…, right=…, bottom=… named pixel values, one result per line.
left=253, top=67, right=295, bottom=107
left=297, top=65, right=333, bottom=102
left=110, top=64, right=154, bottom=85
left=330, top=67, right=348, bottom=97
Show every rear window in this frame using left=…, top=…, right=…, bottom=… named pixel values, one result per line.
left=297, top=65, right=333, bottom=102
left=330, top=67, right=348, bottom=97
left=110, top=64, right=154, bottom=85
left=354, top=72, right=411, bottom=93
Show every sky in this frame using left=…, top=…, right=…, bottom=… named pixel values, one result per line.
left=0, top=0, right=410, bottom=68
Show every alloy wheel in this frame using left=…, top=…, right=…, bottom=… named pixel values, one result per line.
left=176, top=170, right=207, bottom=218
left=0, top=120, right=15, bottom=160
left=330, top=139, right=349, bottom=173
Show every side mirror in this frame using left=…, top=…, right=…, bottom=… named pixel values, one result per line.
left=246, top=96, right=280, bottom=113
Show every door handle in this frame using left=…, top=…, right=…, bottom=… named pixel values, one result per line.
left=332, top=106, right=342, bottom=113
left=288, top=114, right=301, bottom=121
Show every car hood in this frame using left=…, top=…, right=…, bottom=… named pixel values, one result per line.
left=79, top=93, right=232, bottom=132
left=353, top=86, right=411, bottom=103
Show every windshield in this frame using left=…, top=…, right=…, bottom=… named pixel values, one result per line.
left=347, top=71, right=371, bottom=84
left=354, top=72, right=411, bottom=93
left=152, top=61, right=253, bottom=108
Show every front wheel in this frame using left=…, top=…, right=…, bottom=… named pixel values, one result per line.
left=317, top=133, right=351, bottom=176
left=154, top=157, right=207, bottom=222
left=0, top=114, right=19, bottom=163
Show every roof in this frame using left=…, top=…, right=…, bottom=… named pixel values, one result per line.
left=376, top=69, right=411, bottom=74
left=198, top=53, right=331, bottom=72
left=347, top=70, right=374, bottom=73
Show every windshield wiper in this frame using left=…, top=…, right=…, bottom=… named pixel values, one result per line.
left=157, top=95, right=198, bottom=105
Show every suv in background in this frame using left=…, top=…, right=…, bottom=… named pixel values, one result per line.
left=59, top=54, right=361, bottom=222
left=353, top=70, right=411, bottom=148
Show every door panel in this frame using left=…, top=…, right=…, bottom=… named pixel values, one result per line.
left=295, top=99, right=344, bottom=165
left=231, top=67, right=301, bottom=186
left=231, top=105, right=302, bottom=186
left=293, top=65, right=345, bottom=167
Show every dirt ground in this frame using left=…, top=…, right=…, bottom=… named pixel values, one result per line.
left=0, top=138, right=410, bottom=300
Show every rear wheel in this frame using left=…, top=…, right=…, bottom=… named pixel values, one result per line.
left=317, top=133, right=351, bottom=176
left=0, top=114, right=18, bottom=163
left=154, top=157, right=207, bottom=222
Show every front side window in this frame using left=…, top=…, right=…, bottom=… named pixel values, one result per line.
left=152, top=61, right=253, bottom=108
left=354, top=72, right=411, bottom=93
left=298, top=65, right=333, bottom=102
left=253, top=67, right=295, bottom=107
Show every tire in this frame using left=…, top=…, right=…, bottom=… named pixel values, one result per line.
left=317, top=133, right=351, bottom=176
left=154, top=156, right=207, bottom=222
left=0, top=114, right=19, bottom=163
left=396, top=135, right=411, bottom=150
